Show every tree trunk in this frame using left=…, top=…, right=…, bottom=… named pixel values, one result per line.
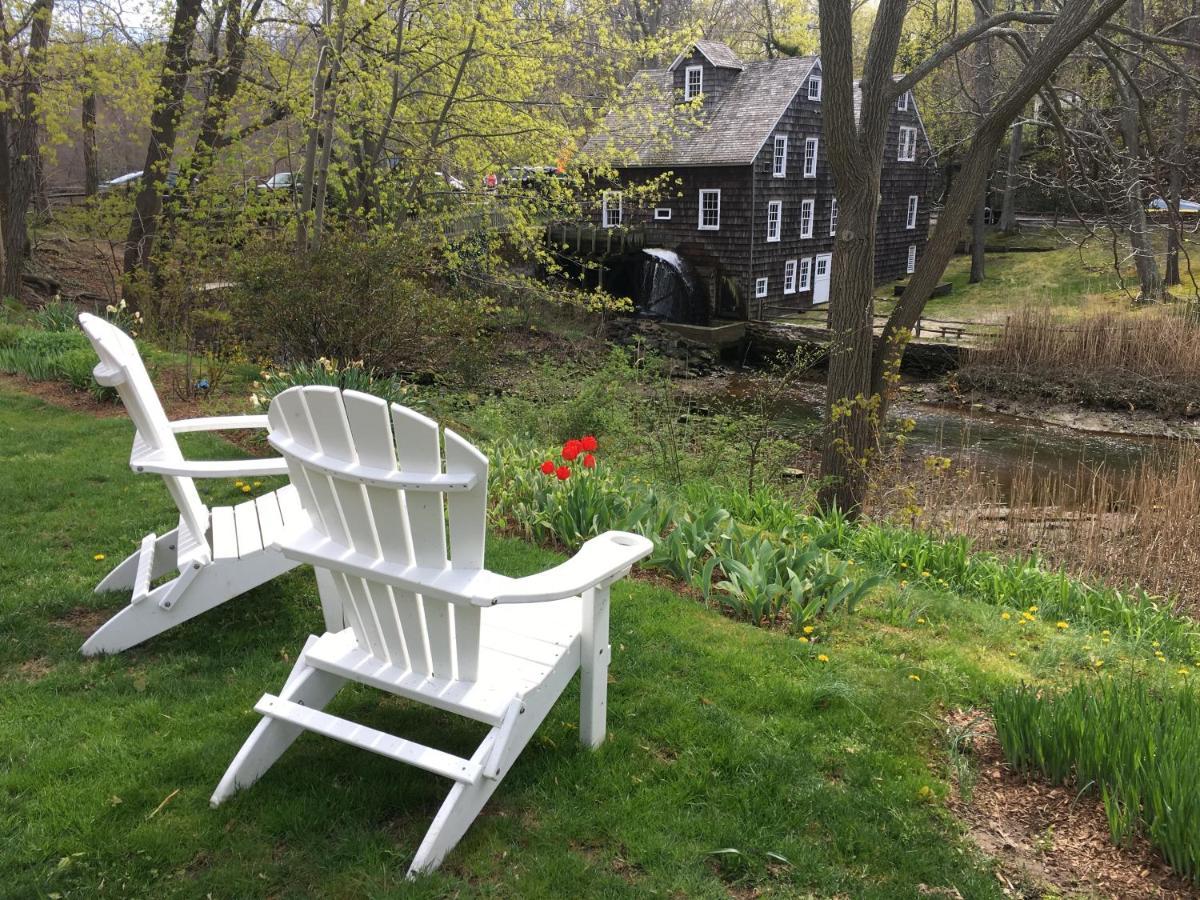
left=1, top=0, right=53, bottom=301
left=297, top=0, right=349, bottom=254
left=998, top=121, right=1022, bottom=233
left=1164, top=1, right=1197, bottom=289
left=969, top=0, right=993, bottom=284
left=122, top=0, right=204, bottom=277
left=310, top=0, right=349, bottom=253
left=81, top=87, right=99, bottom=197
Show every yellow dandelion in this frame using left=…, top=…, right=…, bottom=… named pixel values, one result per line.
left=916, top=617, right=926, bottom=624
left=1153, top=641, right=1161, bottom=648
left=1178, top=668, right=1190, bottom=676
left=1001, top=612, right=1011, bottom=620
left=241, top=485, right=252, bottom=493
left=93, top=553, right=106, bottom=561
left=253, top=481, right=263, bottom=488
left=900, top=562, right=908, bottom=569
left=1056, top=621, right=1068, bottom=630
left=908, top=674, right=921, bottom=682
left=798, top=636, right=809, bottom=644
left=1028, top=605, right=1038, bottom=612
left=1008, top=652, right=1017, bottom=658
left=235, top=481, right=244, bottom=487
left=1093, top=658, right=1104, bottom=667
left=817, top=654, right=829, bottom=663
left=900, top=580, right=908, bottom=588
left=920, top=570, right=931, bottom=578
left=1101, top=630, right=1110, bottom=636
left=803, top=625, right=815, bottom=635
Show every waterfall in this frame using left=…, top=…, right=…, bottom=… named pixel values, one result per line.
left=637, top=248, right=709, bottom=324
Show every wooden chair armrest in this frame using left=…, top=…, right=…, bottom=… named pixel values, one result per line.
left=481, top=532, right=654, bottom=605
left=170, top=415, right=271, bottom=434
left=133, top=455, right=291, bottom=478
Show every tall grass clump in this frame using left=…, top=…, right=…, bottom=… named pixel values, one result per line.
left=994, top=677, right=1200, bottom=883
left=960, top=307, right=1200, bottom=414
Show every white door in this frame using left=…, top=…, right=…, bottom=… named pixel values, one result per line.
left=813, top=253, right=832, bottom=304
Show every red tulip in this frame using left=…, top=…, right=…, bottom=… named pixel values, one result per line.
left=540, top=460, right=555, bottom=475
left=581, top=435, right=598, bottom=452
left=556, top=465, right=571, bottom=481
left=583, top=453, right=596, bottom=469
left=562, top=439, right=582, bottom=462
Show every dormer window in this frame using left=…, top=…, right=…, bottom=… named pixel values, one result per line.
left=808, top=76, right=822, bottom=101
left=897, top=90, right=910, bottom=111
left=685, top=65, right=703, bottom=101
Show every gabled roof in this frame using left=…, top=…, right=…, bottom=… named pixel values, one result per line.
left=581, top=54, right=821, bottom=168
left=668, top=39, right=745, bottom=72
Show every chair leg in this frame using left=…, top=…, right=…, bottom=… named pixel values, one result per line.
left=315, top=567, right=345, bottom=633
left=407, top=669, right=568, bottom=877
left=95, top=529, right=180, bottom=593
left=579, top=585, right=611, bottom=748
left=79, top=551, right=299, bottom=656
left=211, top=636, right=346, bottom=806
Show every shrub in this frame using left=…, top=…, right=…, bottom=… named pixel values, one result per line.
left=252, top=358, right=412, bottom=408
left=230, top=232, right=496, bottom=379
left=994, top=677, right=1200, bottom=883
left=54, top=347, right=118, bottom=402
left=0, top=323, right=22, bottom=347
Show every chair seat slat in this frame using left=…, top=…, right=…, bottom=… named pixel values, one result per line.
left=211, top=507, right=238, bottom=560
left=234, top=500, right=264, bottom=558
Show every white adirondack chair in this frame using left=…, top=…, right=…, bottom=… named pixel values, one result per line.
left=77, top=314, right=337, bottom=656
left=210, top=385, right=652, bottom=877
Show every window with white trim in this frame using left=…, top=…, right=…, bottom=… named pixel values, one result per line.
left=772, top=135, right=788, bottom=177
left=829, top=199, right=838, bottom=236
left=897, top=90, right=909, bottom=111
left=784, top=260, right=797, bottom=294
left=803, top=137, right=819, bottom=178
left=684, top=65, right=703, bottom=101
left=698, top=189, right=721, bottom=229
left=766, top=200, right=782, bottom=242
left=898, top=126, right=917, bottom=162
left=800, top=198, right=815, bottom=238
left=755, top=277, right=769, bottom=298
left=798, top=257, right=812, bottom=291
left=907, top=244, right=917, bottom=274
left=906, top=194, right=919, bottom=230
left=808, top=75, right=822, bottom=101
left=654, top=207, right=672, bottom=220
left=602, top=191, right=622, bottom=228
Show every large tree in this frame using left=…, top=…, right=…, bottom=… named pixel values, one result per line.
left=816, top=0, right=1128, bottom=514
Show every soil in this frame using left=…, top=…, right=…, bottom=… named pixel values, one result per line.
left=24, top=234, right=124, bottom=305
left=54, top=606, right=117, bottom=637
left=944, top=709, right=1198, bottom=899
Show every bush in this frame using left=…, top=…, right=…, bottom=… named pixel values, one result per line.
left=252, top=358, right=412, bottom=408
left=0, top=323, right=22, bottom=347
left=994, top=677, right=1200, bottom=883
left=230, top=232, right=496, bottom=379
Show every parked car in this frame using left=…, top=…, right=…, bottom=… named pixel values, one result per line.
left=259, top=171, right=300, bottom=191
left=1148, top=197, right=1200, bottom=213
left=98, top=170, right=180, bottom=194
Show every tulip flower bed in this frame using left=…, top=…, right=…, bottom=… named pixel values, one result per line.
left=993, top=677, right=1200, bottom=884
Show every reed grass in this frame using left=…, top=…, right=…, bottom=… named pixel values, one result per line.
left=993, top=677, right=1200, bottom=883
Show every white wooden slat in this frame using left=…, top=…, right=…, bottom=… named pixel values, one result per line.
left=211, top=506, right=238, bottom=560
left=275, top=484, right=304, bottom=526
left=131, top=532, right=156, bottom=603
left=254, top=492, right=285, bottom=548
left=254, top=694, right=481, bottom=784
left=343, top=393, right=417, bottom=671
left=391, top=405, right=453, bottom=680
left=343, top=576, right=387, bottom=659
left=288, top=389, right=351, bottom=547
left=234, top=499, right=264, bottom=558
left=443, top=429, right=487, bottom=682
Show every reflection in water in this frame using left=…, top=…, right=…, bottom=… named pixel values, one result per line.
left=719, top=375, right=1175, bottom=505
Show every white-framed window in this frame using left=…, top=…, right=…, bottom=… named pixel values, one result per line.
left=906, top=194, right=919, bottom=230
left=755, top=277, right=769, bottom=298
left=803, top=137, right=819, bottom=178
left=907, top=244, right=917, bottom=274
left=684, top=65, right=703, bottom=101
left=898, top=126, right=917, bottom=162
left=897, top=90, right=909, bottom=111
left=800, top=198, right=815, bottom=238
left=654, top=207, right=672, bottom=220
left=766, top=200, right=782, bottom=242
left=602, top=191, right=622, bottom=228
left=808, top=75, right=822, bottom=101
left=829, top=198, right=838, bottom=236
left=698, top=189, right=721, bottom=230
left=772, top=135, right=788, bottom=177
left=784, top=259, right=797, bottom=294
left=798, top=257, right=812, bottom=290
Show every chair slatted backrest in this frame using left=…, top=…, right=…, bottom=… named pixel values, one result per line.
left=78, top=314, right=211, bottom=560
left=268, top=386, right=487, bottom=682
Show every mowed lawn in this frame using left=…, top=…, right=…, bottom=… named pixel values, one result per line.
left=2, top=383, right=1046, bottom=898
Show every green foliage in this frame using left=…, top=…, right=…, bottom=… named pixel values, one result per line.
left=994, top=677, right=1200, bottom=883
left=32, top=300, right=80, bottom=333
left=849, top=524, right=1197, bottom=658
left=252, top=358, right=412, bottom=408
left=0, top=325, right=116, bottom=401
left=230, top=233, right=495, bottom=379
left=0, top=323, right=24, bottom=347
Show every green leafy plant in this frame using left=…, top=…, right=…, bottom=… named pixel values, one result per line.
left=994, top=677, right=1200, bottom=883
left=252, top=358, right=412, bottom=408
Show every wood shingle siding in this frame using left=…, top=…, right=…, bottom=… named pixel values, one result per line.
left=579, top=42, right=936, bottom=320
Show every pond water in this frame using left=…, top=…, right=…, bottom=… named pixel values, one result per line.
left=717, top=375, right=1176, bottom=503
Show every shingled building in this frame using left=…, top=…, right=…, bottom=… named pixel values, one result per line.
left=580, top=40, right=937, bottom=320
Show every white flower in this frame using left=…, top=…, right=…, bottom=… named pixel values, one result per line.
left=106, top=304, right=118, bottom=314
left=250, top=393, right=261, bottom=408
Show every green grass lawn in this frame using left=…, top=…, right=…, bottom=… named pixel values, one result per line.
left=0, top=382, right=1184, bottom=898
